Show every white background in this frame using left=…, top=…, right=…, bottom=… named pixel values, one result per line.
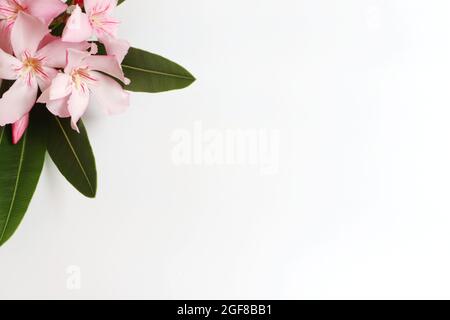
left=2, top=0, right=450, bottom=299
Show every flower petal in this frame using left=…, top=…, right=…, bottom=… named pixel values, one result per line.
left=0, top=22, right=12, bottom=54
left=37, top=67, right=58, bottom=91
left=38, top=88, right=70, bottom=118
left=93, top=17, right=120, bottom=39
left=0, top=48, right=21, bottom=80
left=99, top=34, right=129, bottom=63
left=38, top=39, right=90, bottom=69
left=85, top=54, right=128, bottom=83
left=90, top=71, right=129, bottom=115
left=68, top=88, right=90, bottom=132
left=62, top=5, right=93, bottom=43
left=11, top=12, right=49, bottom=57
left=64, top=48, right=91, bottom=74
left=49, top=73, right=72, bottom=100
left=24, top=0, right=68, bottom=26
left=0, top=77, right=37, bottom=126
left=38, top=34, right=58, bottom=50
left=85, top=0, right=118, bottom=15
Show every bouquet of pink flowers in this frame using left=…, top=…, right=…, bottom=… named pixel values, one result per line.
left=0, top=0, right=195, bottom=246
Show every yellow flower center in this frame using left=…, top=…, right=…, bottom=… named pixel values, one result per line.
left=71, top=68, right=96, bottom=91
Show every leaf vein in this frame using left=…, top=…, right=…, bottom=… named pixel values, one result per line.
left=54, top=117, right=94, bottom=195
left=122, top=64, right=195, bottom=80
left=0, top=132, right=27, bottom=242
left=0, top=127, right=4, bottom=145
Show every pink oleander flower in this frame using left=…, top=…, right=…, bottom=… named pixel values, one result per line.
left=38, top=48, right=130, bottom=132
left=62, top=0, right=119, bottom=43
left=0, top=0, right=67, bottom=53
left=0, top=0, right=67, bottom=28
left=62, top=0, right=129, bottom=63
left=0, top=12, right=89, bottom=143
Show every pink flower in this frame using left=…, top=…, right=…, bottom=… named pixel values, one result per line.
left=62, top=0, right=129, bottom=63
left=0, top=0, right=67, bottom=28
left=0, top=0, right=67, bottom=53
left=38, top=48, right=130, bottom=132
left=0, top=12, right=88, bottom=142
left=62, top=0, right=119, bottom=43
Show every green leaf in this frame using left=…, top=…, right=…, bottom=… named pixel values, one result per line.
left=122, top=47, right=196, bottom=93
left=118, top=0, right=125, bottom=4
left=0, top=108, right=47, bottom=247
left=46, top=116, right=97, bottom=198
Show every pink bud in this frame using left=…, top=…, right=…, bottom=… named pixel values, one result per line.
left=12, top=114, right=29, bottom=145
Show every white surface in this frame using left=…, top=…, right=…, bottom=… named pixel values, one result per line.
left=2, top=0, right=450, bottom=299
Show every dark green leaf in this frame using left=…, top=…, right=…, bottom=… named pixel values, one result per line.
left=0, top=107, right=47, bottom=247
left=122, top=47, right=196, bottom=93
left=47, top=116, right=97, bottom=198
left=118, top=0, right=125, bottom=5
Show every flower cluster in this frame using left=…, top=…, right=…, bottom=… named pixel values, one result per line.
left=0, top=0, right=130, bottom=144
left=0, top=0, right=196, bottom=247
